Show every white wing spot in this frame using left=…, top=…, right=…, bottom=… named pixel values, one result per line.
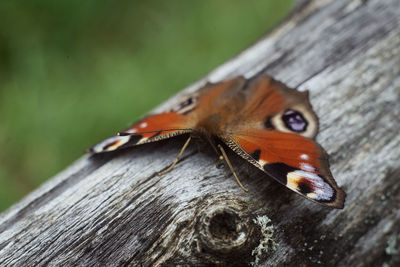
left=300, top=154, right=309, bottom=160
left=300, top=163, right=315, bottom=172
left=126, top=128, right=138, bottom=134
left=139, top=122, right=148, bottom=128
left=258, top=160, right=267, bottom=166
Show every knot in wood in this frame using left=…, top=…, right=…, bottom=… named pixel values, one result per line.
left=198, top=203, right=250, bottom=253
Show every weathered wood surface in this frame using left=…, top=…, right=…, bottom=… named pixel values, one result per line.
left=1, top=0, right=400, bottom=266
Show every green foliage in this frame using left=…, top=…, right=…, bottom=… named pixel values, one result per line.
left=0, top=0, right=293, bottom=211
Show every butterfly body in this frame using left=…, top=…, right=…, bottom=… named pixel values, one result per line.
left=89, top=74, right=345, bottom=208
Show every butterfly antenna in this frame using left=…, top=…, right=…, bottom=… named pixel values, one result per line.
left=159, top=136, right=192, bottom=175
left=217, top=144, right=249, bottom=192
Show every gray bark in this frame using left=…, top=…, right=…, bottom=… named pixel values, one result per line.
left=1, top=0, right=400, bottom=266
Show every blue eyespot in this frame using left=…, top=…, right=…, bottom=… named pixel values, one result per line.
left=282, top=109, right=307, bottom=132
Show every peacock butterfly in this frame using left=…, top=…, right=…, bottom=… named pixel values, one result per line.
left=89, top=74, right=345, bottom=208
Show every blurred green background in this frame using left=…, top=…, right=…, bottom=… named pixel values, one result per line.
left=0, top=0, right=293, bottom=212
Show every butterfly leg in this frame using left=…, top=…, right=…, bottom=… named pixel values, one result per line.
left=217, top=144, right=248, bottom=192
left=204, top=137, right=227, bottom=166
left=158, top=136, right=192, bottom=175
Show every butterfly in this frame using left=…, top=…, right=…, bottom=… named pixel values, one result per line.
left=89, top=74, right=345, bottom=208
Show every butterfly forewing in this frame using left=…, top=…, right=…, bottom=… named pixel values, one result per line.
left=89, top=113, right=193, bottom=153
left=222, top=131, right=345, bottom=208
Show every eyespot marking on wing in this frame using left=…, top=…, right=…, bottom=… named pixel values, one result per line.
left=263, top=116, right=274, bottom=130
left=170, top=94, right=198, bottom=115
left=297, top=178, right=314, bottom=194
left=282, top=109, right=308, bottom=133
left=90, top=135, right=143, bottom=153
left=287, top=170, right=334, bottom=202
left=270, top=105, right=318, bottom=138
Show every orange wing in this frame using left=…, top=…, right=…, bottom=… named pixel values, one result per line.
left=215, top=75, right=345, bottom=208
left=89, top=112, right=193, bottom=153
left=223, top=130, right=345, bottom=208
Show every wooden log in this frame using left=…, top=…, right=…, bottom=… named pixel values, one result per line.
left=1, top=0, right=399, bottom=266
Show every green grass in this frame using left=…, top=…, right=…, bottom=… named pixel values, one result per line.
left=0, top=0, right=293, bottom=212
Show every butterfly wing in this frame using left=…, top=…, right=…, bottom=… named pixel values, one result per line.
left=222, top=131, right=345, bottom=208
left=89, top=77, right=244, bottom=153
left=220, top=75, right=345, bottom=208
left=89, top=112, right=193, bottom=153
left=88, top=84, right=204, bottom=153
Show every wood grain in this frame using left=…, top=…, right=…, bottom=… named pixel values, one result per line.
left=1, top=0, right=399, bottom=266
